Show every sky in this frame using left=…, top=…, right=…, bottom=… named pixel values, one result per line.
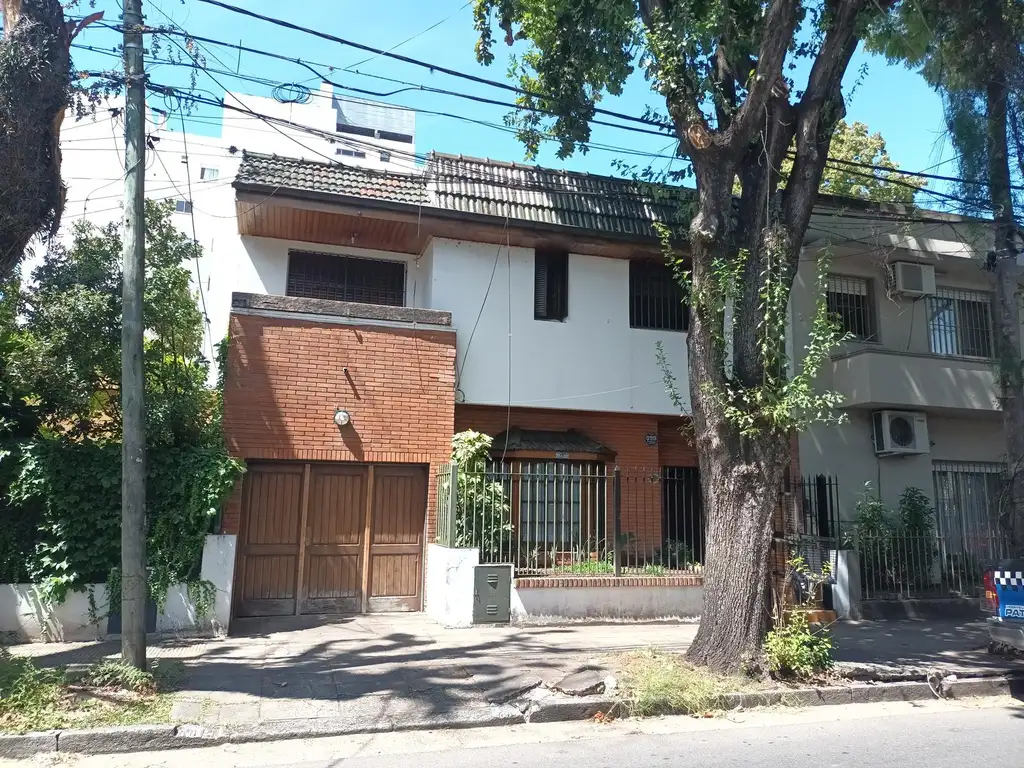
left=67, top=0, right=957, bottom=197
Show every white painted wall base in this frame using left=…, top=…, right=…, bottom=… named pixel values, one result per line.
left=424, top=543, right=479, bottom=628
left=830, top=549, right=861, bottom=619
left=0, top=534, right=238, bottom=643
left=511, top=584, right=704, bottom=622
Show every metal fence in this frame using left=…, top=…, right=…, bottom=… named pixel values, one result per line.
left=434, top=462, right=704, bottom=576
left=857, top=532, right=1011, bottom=599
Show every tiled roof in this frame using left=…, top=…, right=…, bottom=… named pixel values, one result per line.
left=427, top=153, right=693, bottom=238
left=234, top=150, right=694, bottom=237
left=235, top=152, right=429, bottom=206
left=491, top=428, right=611, bottom=455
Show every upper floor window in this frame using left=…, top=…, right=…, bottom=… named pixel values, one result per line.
left=286, top=250, right=406, bottom=306
left=337, top=148, right=367, bottom=159
left=174, top=199, right=192, bottom=214
left=380, top=150, right=391, bottom=163
left=629, top=260, right=688, bottom=331
left=200, top=166, right=219, bottom=180
left=534, top=248, right=568, bottom=321
left=826, top=275, right=876, bottom=341
left=928, top=287, right=993, bottom=358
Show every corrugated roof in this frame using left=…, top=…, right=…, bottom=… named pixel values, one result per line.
left=235, top=152, right=429, bottom=206
left=491, top=428, right=611, bottom=455
left=426, top=152, right=693, bottom=237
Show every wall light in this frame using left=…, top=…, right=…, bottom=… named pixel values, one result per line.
left=333, top=408, right=351, bottom=427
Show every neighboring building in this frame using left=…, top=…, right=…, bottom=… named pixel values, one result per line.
left=56, top=85, right=416, bottom=358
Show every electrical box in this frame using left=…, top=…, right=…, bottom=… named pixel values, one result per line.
left=473, top=565, right=512, bottom=624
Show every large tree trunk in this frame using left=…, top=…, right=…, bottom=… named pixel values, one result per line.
left=985, top=74, right=1024, bottom=555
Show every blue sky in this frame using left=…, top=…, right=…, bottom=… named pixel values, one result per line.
left=71, top=0, right=955, bottom=192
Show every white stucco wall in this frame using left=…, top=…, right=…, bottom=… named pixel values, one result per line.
left=510, top=584, right=703, bottom=622
left=429, top=238, right=689, bottom=415
left=424, top=543, right=479, bottom=628
left=1, top=535, right=237, bottom=642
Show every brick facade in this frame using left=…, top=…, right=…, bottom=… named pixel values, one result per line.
left=221, top=311, right=457, bottom=535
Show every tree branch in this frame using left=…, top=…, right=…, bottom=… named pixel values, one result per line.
left=725, top=0, right=801, bottom=150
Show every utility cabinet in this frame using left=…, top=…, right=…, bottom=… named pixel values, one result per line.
left=473, top=565, right=512, bottom=624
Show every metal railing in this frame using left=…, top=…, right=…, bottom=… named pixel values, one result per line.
left=927, top=288, right=993, bottom=358
left=857, top=532, right=1011, bottom=600
left=434, top=462, right=704, bottom=576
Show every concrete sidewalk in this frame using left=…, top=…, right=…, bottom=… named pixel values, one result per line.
left=8, top=614, right=1022, bottom=736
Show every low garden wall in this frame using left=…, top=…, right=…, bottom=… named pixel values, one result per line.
left=0, top=534, right=236, bottom=643
left=511, top=574, right=704, bottom=622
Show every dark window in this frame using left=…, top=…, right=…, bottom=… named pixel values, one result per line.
left=337, top=148, right=366, bottom=158
left=380, top=150, right=391, bottom=163
left=534, top=249, right=568, bottom=321
left=174, top=199, right=192, bottom=214
left=286, top=251, right=405, bottom=306
left=629, top=260, right=688, bottom=331
left=826, top=275, right=876, bottom=341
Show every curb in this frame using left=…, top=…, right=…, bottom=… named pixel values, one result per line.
left=1, top=675, right=1018, bottom=758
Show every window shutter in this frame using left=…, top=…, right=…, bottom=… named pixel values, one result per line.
left=534, top=252, right=550, bottom=319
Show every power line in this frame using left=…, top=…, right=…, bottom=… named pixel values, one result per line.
left=340, top=0, right=472, bottom=72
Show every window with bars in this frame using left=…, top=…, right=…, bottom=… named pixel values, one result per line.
left=927, top=288, right=993, bottom=358
left=629, top=260, right=688, bottom=331
left=286, top=250, right=406, bottom=306
left=826, top=275, right=876, bottom=341
left=515, top=461, right=605, bottom=549
left=933, top=461, right=1006, bottom=550
left=534, top=249, right=569, bottom=321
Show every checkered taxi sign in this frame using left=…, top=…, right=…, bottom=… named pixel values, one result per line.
left=994, top=571, right=1024, bottom=589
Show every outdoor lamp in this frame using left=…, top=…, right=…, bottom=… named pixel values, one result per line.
left=333, top=408, right=351, bottom=427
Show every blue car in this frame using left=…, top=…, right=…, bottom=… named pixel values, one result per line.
left=986, top=562, right=1024, bottom=650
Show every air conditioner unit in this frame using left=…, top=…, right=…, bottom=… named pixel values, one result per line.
left=891, top=262, right=936, bottom=297
left=872, top=410, right=930, bottom=456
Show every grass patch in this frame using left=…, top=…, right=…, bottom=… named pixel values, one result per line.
left=0, top=649, right=186, bottom=734
left=617, top=648, right=761, bottom=717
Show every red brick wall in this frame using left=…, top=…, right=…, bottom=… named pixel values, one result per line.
left=221, top=312, right=457, bottom=534
left=454, top=405, right=698, bottom=549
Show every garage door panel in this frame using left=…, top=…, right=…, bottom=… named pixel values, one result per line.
left=303, top=554, right=362, bottom=613
left=236, top=465, right=303, bottom=617
left=309, top=467, right=365, bottom=546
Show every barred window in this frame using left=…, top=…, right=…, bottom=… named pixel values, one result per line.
left=286, top=250, right=406, bottom=306
left=928, top=288, right=993, bottom=358
left=826, top=275, right=876, bottom=341
left=629, top=260, right=688, bottom=331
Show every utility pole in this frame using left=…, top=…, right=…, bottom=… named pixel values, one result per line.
left=120, top=0, right=148, bottom=670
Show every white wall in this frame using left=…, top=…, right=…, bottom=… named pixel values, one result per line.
left=429, top=239, right=689, bottom=415
left=424, top=543, right=479, bottom=628
left=1, top=535, right=237, bottom=642
left=511, top=584, right=703, bottom=622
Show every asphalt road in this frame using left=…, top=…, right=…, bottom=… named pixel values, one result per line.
left=19, top=698, right=1024, bottom=768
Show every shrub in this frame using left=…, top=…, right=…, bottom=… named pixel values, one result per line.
left=449, top=431, right=512, bottom=560
left=83, top=661, right=156, bottom=694
left=763, top=612, right=833, bottom=678
left=0, top=648, right=65, bottom=730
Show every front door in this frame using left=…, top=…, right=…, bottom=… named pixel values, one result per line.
left=235, top=462, right=427, bottom=618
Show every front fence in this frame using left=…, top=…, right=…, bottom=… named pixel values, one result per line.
left=435, top=462, right=704, bottom=576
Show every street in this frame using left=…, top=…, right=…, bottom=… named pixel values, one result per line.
left=9, top=697, right=1022, bottom=768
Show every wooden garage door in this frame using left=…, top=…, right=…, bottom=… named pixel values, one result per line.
left=235, top=462, right=426, bottom=617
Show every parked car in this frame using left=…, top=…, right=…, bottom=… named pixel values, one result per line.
left=984, top=560, right=1024, bottom=650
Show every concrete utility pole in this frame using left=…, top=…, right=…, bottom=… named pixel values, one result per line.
left=120, top=0, right=148, bottom=670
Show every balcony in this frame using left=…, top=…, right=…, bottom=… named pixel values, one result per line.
left=831, top=347, right=999, bottom=412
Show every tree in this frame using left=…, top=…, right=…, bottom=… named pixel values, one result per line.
left=737, top=119, right=926, bottom=202
left=869, top=2, right=1024, bottom=555
left=474, top=0, right=897, bottom=671
left=0, top=1, right=101, bottom=278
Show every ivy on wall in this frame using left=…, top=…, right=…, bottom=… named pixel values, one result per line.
left=0, top=201, right=244, bottom=604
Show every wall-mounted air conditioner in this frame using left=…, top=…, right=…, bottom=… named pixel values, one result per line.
left=891, top=262, right=936, bottom=297
left=872, top=410, right=930, bottom=456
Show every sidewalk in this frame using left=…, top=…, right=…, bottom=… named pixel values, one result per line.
left=8, top=614, right=1022, bottom=736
